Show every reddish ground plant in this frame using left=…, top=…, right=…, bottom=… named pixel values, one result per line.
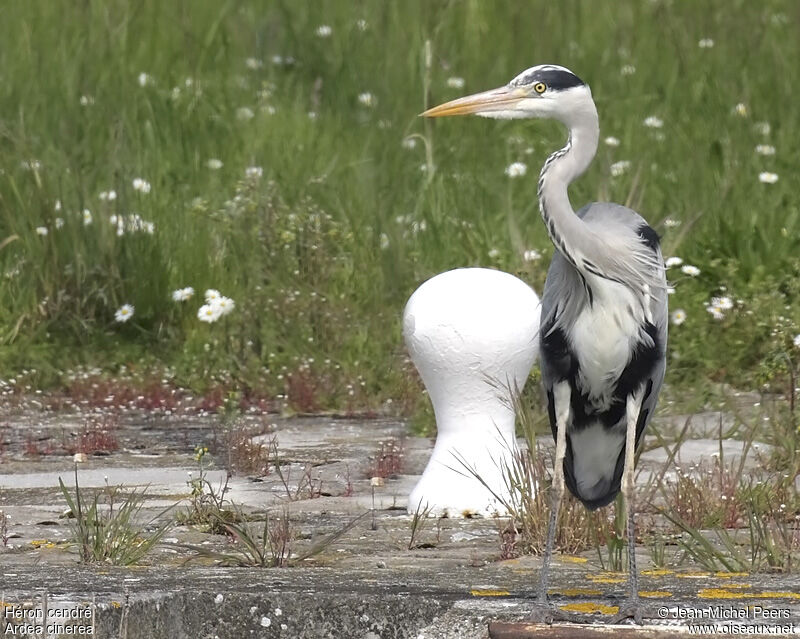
left=24, top=434, right=55, bottom=457
left=366, top=439, right=405, bottom=479
left=216, top=420, right=275, bottom=477
left=286, top=369, right=319, bottom=413
left=62, top=415, right=120, bottom=456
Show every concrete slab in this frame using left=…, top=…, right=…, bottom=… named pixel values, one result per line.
left=1, top=408, right=798, bottom=638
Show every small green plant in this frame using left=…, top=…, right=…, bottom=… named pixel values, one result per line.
left=408, top=501, right=440, bottom=550
left=645, top=530, right=669, bottom=569
left=59, top=465, right=171, bottom=565
left=594, top=494, right=626, bottom=572
left=176, top=445, right=236, bottom=533
left=184, top=508, right=368, bottom=567
left=270, top=443, right=324, bottom=502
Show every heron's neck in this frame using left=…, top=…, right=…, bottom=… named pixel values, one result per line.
left=537, top=104, right=601, bottom=271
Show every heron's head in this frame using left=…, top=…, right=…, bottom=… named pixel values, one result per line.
left=422, top=64, right=593, bottom=125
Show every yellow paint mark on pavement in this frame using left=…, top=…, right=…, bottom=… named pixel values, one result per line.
left=715, top=571, right=749, bottom=578
left=639, top=591, right=672, bottom=598
left=676, top=571, right=711, bottom=578
left=470, top=589, right=510, bottom=597
left=549, top=588, right=602, bottom=596
left=29, top=539, right=56, bottom=549
left=586, top=573, right=626, bottom=584
left=560, top=602, right=619, bottom=615
left=698, top=588, right=745, bottom=599
left=718, top=583, right=752, bottom=589
left=558, top=555, right=588, bottom=563
left=641, top=569, right=674, bottom=577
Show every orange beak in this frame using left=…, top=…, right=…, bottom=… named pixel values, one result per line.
left=421, top=85, right=527, bottom=117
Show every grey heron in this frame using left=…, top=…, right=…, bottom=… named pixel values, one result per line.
left=422, top=64, right=668, bottom=623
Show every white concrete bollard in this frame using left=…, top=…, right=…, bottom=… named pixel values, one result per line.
left=403, top=268, right=541, bottom=517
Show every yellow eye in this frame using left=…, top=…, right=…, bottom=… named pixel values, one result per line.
left=533, top=82, right=547, bottom=94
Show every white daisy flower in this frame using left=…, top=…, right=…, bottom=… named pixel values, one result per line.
left=698, top=38, right=714, bottom=48
left=245, top=57, right=263, bottom=70
left=754, top=121, right=771, bottom=136
left=793, top=334, right=800, bottom=349
left=758, top=172, right=779, bottom=184
left=505, top=162, right=527, bottom=178
left=733, top=103, right=748, bottom=117
left=664, top=218, right=681, bottom=228
left=446, top=77, right=465, bottom=89
left=670, top=309, right=687, bottom=325
left=665, top=256, right=683, bottom=268
left=710, top=296, right=733, bottom=310
left=681, top=265, right=700, bottom=276
left=401, top=137, right=417, bottom=150
left=205, top=289, right=221, bottom=302
left=114, top=304, right=134, bottom=323
left=706, top=304, right=725, bottom=320
left=604, top=136, right=620, bottom=147
left=137, top=72, right=152, bottom=87
left=379, top=233, right=390, bottom=249
left=99, top=190, right=117, bottom=201
left=488, top=248, right=500, bottom=259
left=755, top=144, right=776, bottom=156
left=523, top=249, right=542, bottom=262
left=54, top=200, right=62, bottom=211
left=35, top=226, right=48, bottom=236
left=357, top=92, right=376, bottom=107
left=132, top=178, right=151, bottom=194
left=236, top=106, right=255, bottom=121
left=215, top=296, right=235, bottom=315
left=245, top=166, right=263, bottom=179
left=207, top=158, right=223, bottom=170
left=82, top=209, right=93, bottom=225
left=643, top=116, right=663, bottom=128
left=79, top=95, right=94, bottom=106
left=198, top=304, right=222, bottom=323
left=356, top=19, right=368, bottom=31
left=172, top=287, right=194, bottom=302
left=315, top=25, right=332, bottom=37
left=610, top=160, right=630, bottom=177
left=54, top=218, right=64, bottom=229
left=621, top=64, right=636, bottom=76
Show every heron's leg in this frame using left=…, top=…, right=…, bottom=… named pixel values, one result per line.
left=537, top=381, right=570, bottom=604
left=612, top=389, right=644, bottom=625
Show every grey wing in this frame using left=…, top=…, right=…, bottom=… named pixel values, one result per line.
left=636, top=244, right=668, bottom=448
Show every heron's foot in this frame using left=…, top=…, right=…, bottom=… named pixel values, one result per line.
left=529, top=599, right=585, bottom=625
left=611, top=597, right=644, bottom=625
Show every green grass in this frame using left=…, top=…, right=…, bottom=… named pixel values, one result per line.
left=1, top=1, right=799, bottom=412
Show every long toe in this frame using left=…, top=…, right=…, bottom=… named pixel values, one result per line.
left=529, top=602, right=586, bottom=625
left=611, top=598, right=644, bottom=625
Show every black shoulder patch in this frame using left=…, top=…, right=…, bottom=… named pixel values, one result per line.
left=637, top=224, right=660, bottom=250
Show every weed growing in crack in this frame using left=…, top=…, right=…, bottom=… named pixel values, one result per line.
left=407, top=501, right=440, bottom=550
left=59, top=462, right=171, bottom=565
left=183, top=508, right=368, bottom=567
left=176, top=445, right=236, bottom=533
